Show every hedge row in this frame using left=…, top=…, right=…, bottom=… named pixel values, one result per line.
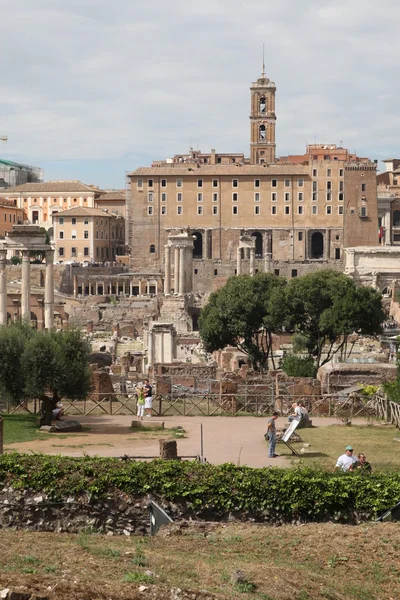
left=1, top=453, right=400, bottom=522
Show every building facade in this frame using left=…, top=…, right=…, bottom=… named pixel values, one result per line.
left=0, top=199, right=24, bottom=236
left=52, top=207, right=125, bottom=264
left=126, top=70, right=378, bottom=293
left=0, top=159, right=43, bottom=189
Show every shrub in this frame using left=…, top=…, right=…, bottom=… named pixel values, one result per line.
left=282, top=355, right=317, bottom=378
left=10, top=256, right=22, bottom=265
left=0, top=454, right=400, bottom=523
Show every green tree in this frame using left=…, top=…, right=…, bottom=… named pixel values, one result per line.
left=281, top=355, right=317, bottom=378
left=284, top=270, right=385, bottom=368
left=0, top=321, right=35, bottom=406
left=22, top=328, right=92, bottom=425
left=199, top=273, right=286, bottom=371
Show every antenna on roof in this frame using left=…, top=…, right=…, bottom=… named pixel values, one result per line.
left=261, top=43, right=266, bottom=77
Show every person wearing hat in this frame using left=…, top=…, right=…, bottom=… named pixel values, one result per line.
left=335, top=446, right=358, bottom=472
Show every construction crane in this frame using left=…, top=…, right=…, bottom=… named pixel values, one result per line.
left=0, top=136, right=7, bottom=142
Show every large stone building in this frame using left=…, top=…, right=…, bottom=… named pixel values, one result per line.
left=128, top=69, right=378, bottom=293
left=0, top=159, right=43, bottom=189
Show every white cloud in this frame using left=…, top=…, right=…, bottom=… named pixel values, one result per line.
left=0, top=0, right=399, bottom=185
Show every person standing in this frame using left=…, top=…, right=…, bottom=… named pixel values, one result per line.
left=144, top=379, right=153, bottom=417
left=137, top=386, right=145, bottom=421
left=266, top=412, right=279, bottom=458
left=335, top=445, right=358, bottom=471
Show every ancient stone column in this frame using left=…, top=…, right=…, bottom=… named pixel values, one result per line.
left=164, top=245, right=171, bottom=295
left=179, top=246, right=185, bottom=295
left=174, top=246, right=179, bottom=294
left=44, top=249, right=54, bottom=329
left=73, top=275, right=78, bottom=297
left=21, top=250, right=31, bottom=321
left=0, top=249, right=7, bottom=326
left=250, top=247, right=255, bottom=276
left=236, top=247, right=242, bottom=275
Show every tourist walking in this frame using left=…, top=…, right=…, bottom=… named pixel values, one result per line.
left=266, top=412, right=280, bottom=458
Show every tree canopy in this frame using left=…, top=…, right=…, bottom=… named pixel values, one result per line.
left=199, top=269, right=385, bottom=372
left=0, top=323, right=92, bottom=424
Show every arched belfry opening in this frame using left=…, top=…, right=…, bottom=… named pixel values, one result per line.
left=193, top=231, right=203, bottom=259
left=259, top=124, right=266, bottom=140
left=259, top=96, right=266, bottom=114
left=251, top=232, right=263, bottom=258
left=311, top=232, right=324, bottom=259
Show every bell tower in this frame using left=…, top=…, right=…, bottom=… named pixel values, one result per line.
left=250, top=58, right=277, bottom=164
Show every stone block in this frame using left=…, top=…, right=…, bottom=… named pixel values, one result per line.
left=159, top=439, right=178, bottom=459
left=55, top=420, right=82, bottom=433
left=39, top=425, right=56, bottom=433
left=131, top=420, right=164, bottom=429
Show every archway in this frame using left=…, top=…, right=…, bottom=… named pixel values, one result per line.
left=30, top=312, right=38, bottom=329
left=193, top=231, right=203, bottom=258
left=393, top=211, right=400, bottom=227
left=251, top=232, right=263, bottom=258
left=311, top=232, right=324, bottom=259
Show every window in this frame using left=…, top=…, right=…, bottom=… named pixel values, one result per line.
left=148, top=192, right=154, bottom=202
left=312, top=169, right=317, bottom=177
left=326, top=205, right=332, bottom=215
left=72, top=217, right=76, bottom=225
left=150, top=244, right=155, bottom=253
left=214, top=269, right=218, bottom=276
left=312, top=205, right=318, bottom=215
left=335, top=248, right=341, bottom=259
left=284, top=179, right=290, bottom=187
left=176, top=179, right=183, bottom=188
left=254, top=192, right=260, bottom=202
left=137, top=179, right=143, bottom=189
left=217, top=157, right=222, bottom=164
left=298, top=206, right=303, bottom=215
left=255, top=205, right=260, bottom=215
left=59, top=247, right=64, bottom=256
left=271, top=192, right=277, bottom=202
left=298, top=178, right=304, bottom=187
left=59, top=217, right=64, bottom=225
left=291, top=269, right=298, bottom=278
left=161, top=206, right=167, bottom=215
left=59, top=231, right=64, bottom=239
left=338, top=206, right=344, bottom=214
left=313, top=181, right=317, bottom=192
left=197, top=206, right=203, bottom=215
left=360, top=206, right=367, bottom=217
left=339, top=181, right=344, bottom=192
left=272, top=179, right=277, bottom=188
left=284, top=192, right=290, bottom=202
left=100, top=231, right=104, bottom=239
left=254, top=179, right=260, bottom=188
left=339, top=169, right=344, bottom=177
left=177, top=192, right=183, bottom=202
left=177, top=206, right=183, bottom=215
left=212, top=179, right=218, bottom=188
left=148, top=179, right=153, bottom=188
left=197, top=193, right=203, bottom=202
left=84, top=218, right=89, bottom=225
left=161, top=179, right=167, bottom=188
left=327, top=168, right=332, bottom=177
left=71, top=247, right=77, bottom=257
left=232, top=205, right=238, bottom=215
left=361, top=183, right=366, bottom=192
left=298, top=192, right=303, bottom=201
left=327, top=192, right=332, bottom=201
left=212, top=193, right=218, bottom=202
left=232, top=179, right=238, bottom=188
left=73, top=198, right=77, bottom=203
left=194, top=268, right=198, bottom=275
left=232, top=192, right=238, bottom=202
left=327, top=181, right=332, bottom=191
left=312, top=193, right=318, bottom=201
left=148, top=206, right=153, bottom=215
left=298, top=232, right=303, bottom=241
left=161, top=193, right=167, bottom=202
left=285, top=206, right=290, bottom=215
left=197, top=179, right=203, bottom=188
left=84, top=247, right=89, bottom=256
left=272, top=206, right=277, bottom=215
left=212, top=206, right=218, bottom=215
left=338, top=192, right=344, bottom=201
left=274, top=269, right=280, bottom=276
left=71, top=230, right=77, bottom=239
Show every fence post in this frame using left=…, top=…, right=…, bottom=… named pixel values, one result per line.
left=0, top=417, right=3, bottom=455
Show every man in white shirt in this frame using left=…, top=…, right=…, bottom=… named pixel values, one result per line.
left=335, top=446, right=358, bottom=471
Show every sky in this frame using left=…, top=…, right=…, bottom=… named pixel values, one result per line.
left=0, top=0, right=399, bottom=189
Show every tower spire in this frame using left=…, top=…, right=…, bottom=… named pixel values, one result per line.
left=261, top=43, right=266, bottom=77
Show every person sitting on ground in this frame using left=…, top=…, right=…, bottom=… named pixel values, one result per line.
left=52, top=402, right=63, bottom=421
left=288, top=402, right=302, bottom=423
left=335, top=445, right=358, bottom=472
left=355, top=453, right=372, bottom=473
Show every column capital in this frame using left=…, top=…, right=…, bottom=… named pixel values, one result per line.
left=21, top=249, right=30, bottom=259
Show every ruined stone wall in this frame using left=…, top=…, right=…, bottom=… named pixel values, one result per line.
left=6, top=264, right=64, bottom=290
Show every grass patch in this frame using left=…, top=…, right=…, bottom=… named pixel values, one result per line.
left=1, top=413, right=90, bottom=445
left=279, top=424, right=400, bottom=471
left=50, top=443, right=113, bottom=448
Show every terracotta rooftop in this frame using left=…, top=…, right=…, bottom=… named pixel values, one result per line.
left=129, top=165, right=310, bottom=177
left=96, top=190, right=125, bottom=201
left=2, top=181, right=104, bottom=194
left=54, top=206, right=113, bottom=218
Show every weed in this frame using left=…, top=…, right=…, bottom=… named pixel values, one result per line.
left=44, top=565, right=57, bottom=573
left=21, top=568, right=37, bottom=574
left=123, top=571, right=154, bottom=584
left=234, top=581, right=257, bottom=593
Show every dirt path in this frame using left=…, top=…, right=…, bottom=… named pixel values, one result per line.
left=5, top=415, right=365, bottom=468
